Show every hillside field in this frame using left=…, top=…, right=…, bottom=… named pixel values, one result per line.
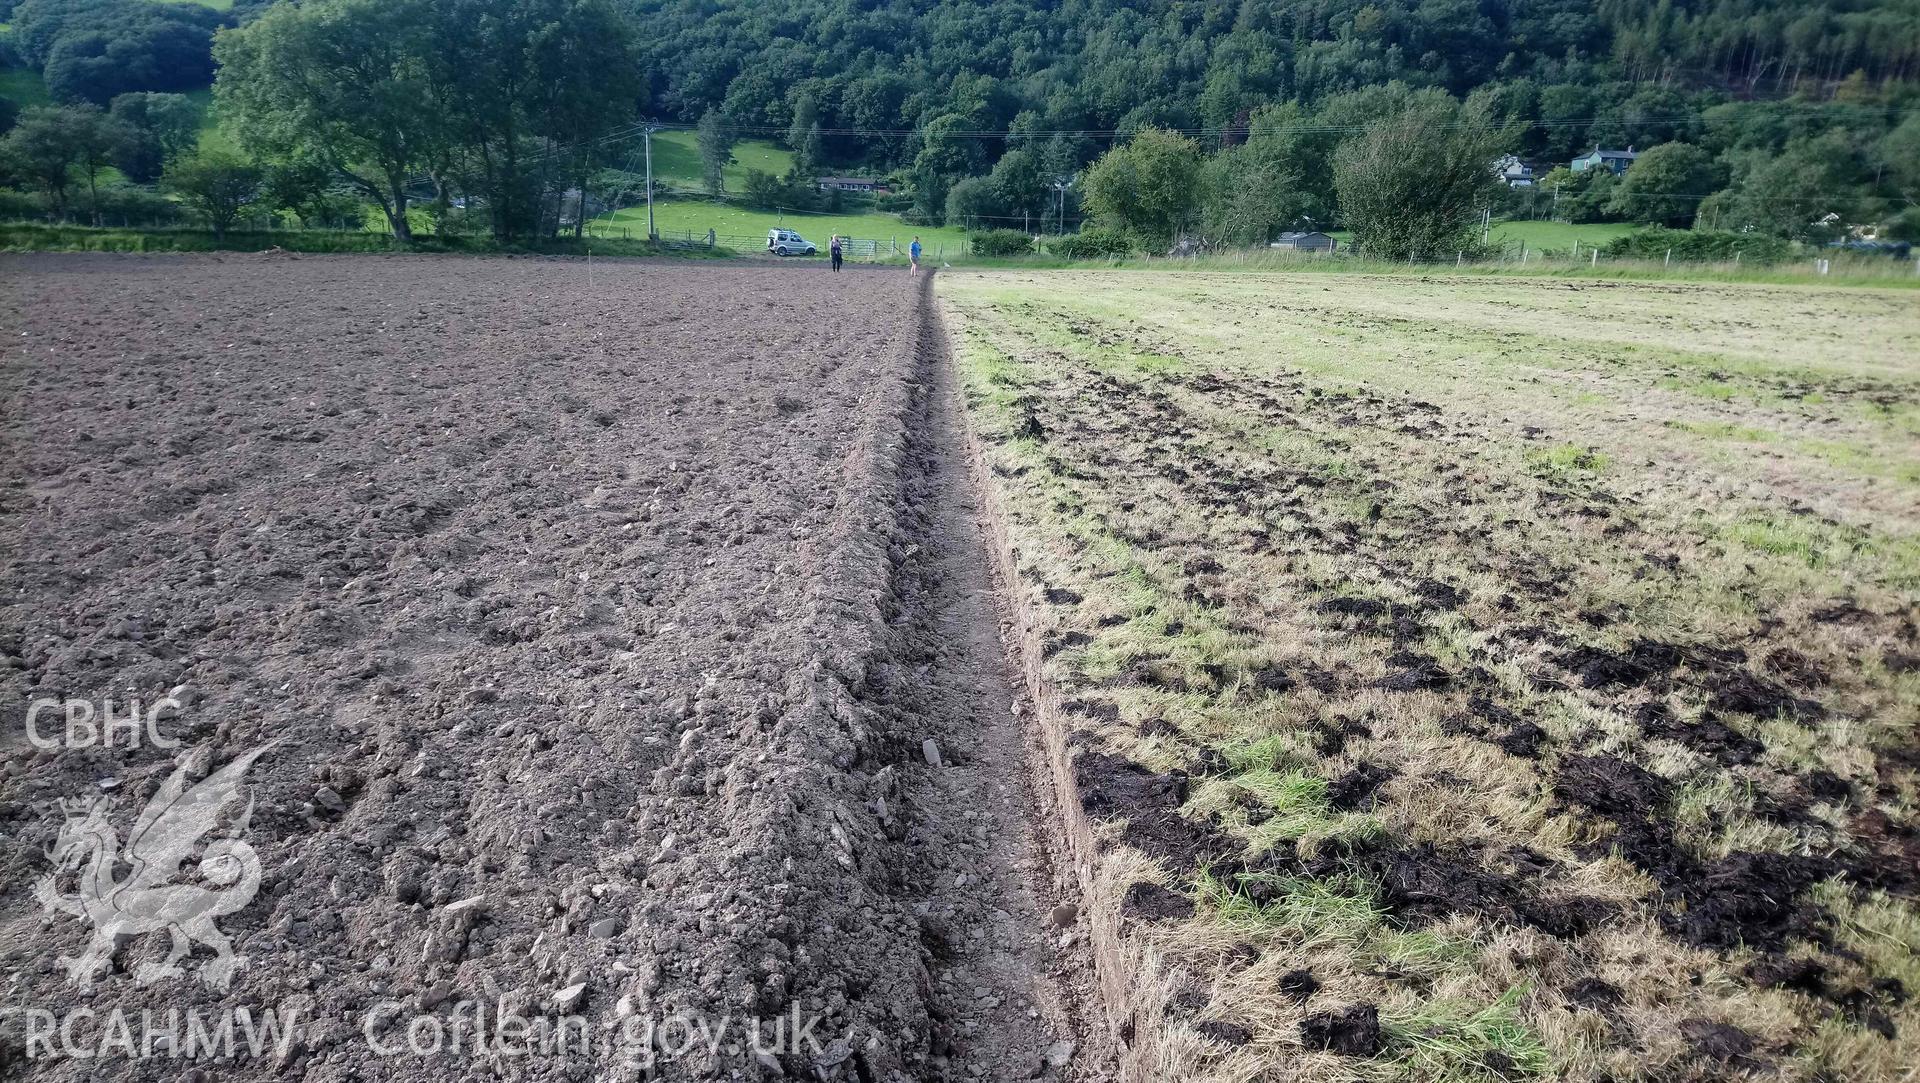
left=0, top=65, right=50, bottom=107
left=640, top=129, right=795, bottom=192
left=940, top=269, right=1920, bottom=1082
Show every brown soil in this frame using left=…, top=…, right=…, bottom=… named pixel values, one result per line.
left=0, top=254, right=1106, bottom=1081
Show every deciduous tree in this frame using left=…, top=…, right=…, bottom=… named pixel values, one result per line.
left=215, top=0, right=443, bottom=241
left=1332, top=104, right=1500, bottom=259
left=2, top=105, right=83, bottom=218
left=108, top=91, right=199, bottom=183
left=1199, top=103, right=1326, bottom=246
left=163, top=148, right=262, bottom=237
left=697, top=108, right=733, bottom=195
left=1081, top=127, right=1201, bottom=251
left=429, top=0, right=640, bottom=241
left=1608, top=142, right=1722, bottom=226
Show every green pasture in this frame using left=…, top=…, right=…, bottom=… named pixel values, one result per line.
left=1488, top=218, right=1637, bottom=252
left=0, top=65, right=51, bottom=107
left=593, top=198, right=969, bottom=253
left=639, top=130, right=796, bottom=193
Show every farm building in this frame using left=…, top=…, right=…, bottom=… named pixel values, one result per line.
left=817, top=176, right=892, bottom=194
left=1495, top=154, right=1537, bottom=187
left=1270, top=231, right=1338, bottom=252
left=1571, top=146, right=1639, bottom=174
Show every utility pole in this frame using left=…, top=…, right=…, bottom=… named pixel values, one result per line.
left=643, top=124, right=661, bottom=241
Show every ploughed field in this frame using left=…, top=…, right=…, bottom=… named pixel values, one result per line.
left=940, top=271, right=1920, bottom=1082
left=0, top=254, right=1032, bottom=1081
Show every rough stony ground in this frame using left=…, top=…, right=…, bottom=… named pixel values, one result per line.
left=0, top=253, right=1104, bottom=1081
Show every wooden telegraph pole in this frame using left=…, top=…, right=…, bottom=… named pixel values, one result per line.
left=644, top=124, right=661, bottom=241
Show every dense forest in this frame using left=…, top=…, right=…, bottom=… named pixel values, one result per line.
left=0, top=0, right=1916, bottom=251
left=632, top=0, right=1920, bottom=134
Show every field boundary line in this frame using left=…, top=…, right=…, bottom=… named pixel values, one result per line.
left=935, top=286, right=1188, bottom=1082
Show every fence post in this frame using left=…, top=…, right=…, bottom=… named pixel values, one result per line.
left=1591, top=249, right=1598, bottom=268
left=1665, top=248, right=1672, bottom=268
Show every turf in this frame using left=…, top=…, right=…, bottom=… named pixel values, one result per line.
left=941, top=269, right=1920, bottom=1082
left=0, top=65, right=51, bottom=108
left=1487, top=219, right=1637, bottom=252
left=591, top=198, right=970, bottom=253
left=1328, top=221, right=1640, bottom=256
left=634, top=129, right=795, bottom=194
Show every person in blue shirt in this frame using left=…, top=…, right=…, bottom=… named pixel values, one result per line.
left=909, top=236, right=922, bottom=276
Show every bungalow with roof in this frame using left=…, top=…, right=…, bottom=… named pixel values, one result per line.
left=817, top=176, right=892, bottom=195
left=1270, top=231, right=1338, bottom=252
left=1570, top=147, right=1638, bottom=175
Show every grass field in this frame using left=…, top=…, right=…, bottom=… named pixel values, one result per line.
left=181, top=86, right=241, bottom=154
left=0, top=65, right=51, bottom=108
left=639, top=129, right=795, bottom=192
left=589, top=131, right=960, bottom=252
left=941, top=270, right=1920, bottom=1081
left=1330, top=221, right=1636, bottom=255
left=1488, top=219, right=1637, bottom=252
left=594, top=198, right=970, bottom=252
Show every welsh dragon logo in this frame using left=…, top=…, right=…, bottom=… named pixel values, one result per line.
left=33, top=747, right=268, bottom=991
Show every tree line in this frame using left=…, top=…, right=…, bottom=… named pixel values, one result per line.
left=629, top=0, right=1920, bottom=135
left=0, top=0, right=1914, bottom=249
left=1, top=0, right=642, bottom=242
left=1059, top=85, right=1920, bottom=260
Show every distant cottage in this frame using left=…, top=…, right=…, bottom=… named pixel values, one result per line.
left=1570, top=147, right=1638, bottom=175
left=817, top=176, right=892, bottom=194
left=1494, top=155, right=1536, bottom=188
left=1270, top=231, right=1337, bottom=252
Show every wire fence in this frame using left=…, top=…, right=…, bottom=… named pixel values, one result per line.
left=1151, top=242, right=1920, bottom=283
left=579, top=223, right=937, bottom=260
left=12, top=211, right=1913, bottom=282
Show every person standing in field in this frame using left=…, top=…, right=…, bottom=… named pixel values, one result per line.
left=830, top=234, right=843, bottom=272
left=908, top=236, right=922, bottom=276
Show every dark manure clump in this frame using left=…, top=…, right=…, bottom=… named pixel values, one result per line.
left=1299, top=1004, right=1382, bottom=1056
left=1074, top=750, right=1234, bottom=868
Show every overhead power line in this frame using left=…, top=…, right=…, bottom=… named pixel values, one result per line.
left=664, top=102, right=1920, bottom=142
left=554, top=101, right=1918, bottom=160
